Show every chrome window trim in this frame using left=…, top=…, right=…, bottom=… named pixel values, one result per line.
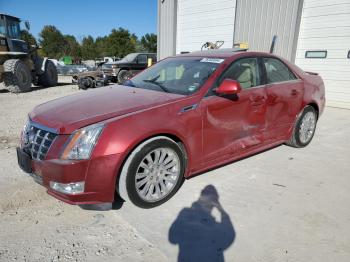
left=29, top=118, right=58, bottom=134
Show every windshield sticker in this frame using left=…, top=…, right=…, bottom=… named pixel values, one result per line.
left=200, top=58, right=224, bottom=64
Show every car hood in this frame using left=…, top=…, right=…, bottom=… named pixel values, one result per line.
left=29, top=85, right=185, bottom=134
left=76, top=70, right=101, bottom=78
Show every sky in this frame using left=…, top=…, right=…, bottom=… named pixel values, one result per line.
left=0, top=0, right=157, bottom=41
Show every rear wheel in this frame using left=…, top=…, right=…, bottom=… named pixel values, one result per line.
left=38, top=60, right=58, bottom=87
left=118, top=137, right=185, bottom=208
left=3, top=59, right=32, bottom=93
left=287, top=106, right=318, bottom=148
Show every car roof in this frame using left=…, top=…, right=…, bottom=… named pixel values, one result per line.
left=0, top=14, right=20, bottom=21
left=177, top=49, right=273, bottom=59
left=131, top=52, right=156, bottom=55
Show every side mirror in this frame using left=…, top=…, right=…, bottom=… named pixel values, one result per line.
left=24, top=21, right=30, bottom=31
left=215, top=79, right=242, bottom=95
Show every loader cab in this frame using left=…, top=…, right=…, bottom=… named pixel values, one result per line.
left=0, top=14, right=29, bottom=54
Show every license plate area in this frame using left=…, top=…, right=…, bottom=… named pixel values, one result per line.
left=17, top=147, right=32, bottom=173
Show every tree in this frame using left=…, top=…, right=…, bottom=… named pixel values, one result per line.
left=140, top=33, right=157, bottom=53
left=81, top=35, right=98, bottom=60
left=63, top=35, right=81, bottom=59
left=106, top=28, right=137, bottom=58
left=20, top=30, right=37, bottom=46
left=39, top=25, right=65, bottom=58
left=95, top=36, right=109, bottom=58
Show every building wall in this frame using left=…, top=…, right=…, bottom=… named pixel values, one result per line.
left=295, top=0, right=350, bottom=109
left=234, top=0, right=303, bottom=61
left=157, top=0, right=177, bottom=60
left=176, top=0, right=236, bottom=54
left=158, top=0, right=350, bottom=108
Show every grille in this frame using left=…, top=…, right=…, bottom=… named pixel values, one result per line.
left=24, top=125, right=57, bottom=161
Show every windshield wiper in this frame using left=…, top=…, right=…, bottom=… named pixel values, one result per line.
left=143, top=75, right=169, bottom=93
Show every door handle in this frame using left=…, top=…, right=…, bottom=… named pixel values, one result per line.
left=250, top=96, right=266, bottom=106
left=291, top=89, right=299, bottom=96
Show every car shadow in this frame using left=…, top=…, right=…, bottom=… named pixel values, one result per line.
left=169, top=185, right=235, bottom=262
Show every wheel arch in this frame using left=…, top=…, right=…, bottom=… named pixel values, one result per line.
left=307, top=102, right=319, bottom=118
left=117, top=67, right=130, bottom=73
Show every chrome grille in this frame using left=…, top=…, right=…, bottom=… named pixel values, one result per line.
left=23, top=124, right=57, bottom=161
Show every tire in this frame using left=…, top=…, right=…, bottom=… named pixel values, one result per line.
left=117, top=70, right=132, bottom=84
left=78, top=77, right=94, bottom=90
left=286, top=106, right=318, bottom=148
left=118, top=137, right=185, bottom=208
left=3, top=59, right=32, bottom=93
left=38, top=60, right=58, bottom=87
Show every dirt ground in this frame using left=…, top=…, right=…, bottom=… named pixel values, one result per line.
left=0, top=76, right=350, bottom=262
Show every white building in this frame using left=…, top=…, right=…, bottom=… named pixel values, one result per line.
left=157, top=0, right=350, bottom=109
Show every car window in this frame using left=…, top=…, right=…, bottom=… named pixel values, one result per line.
left=129, top=57, right=221, bottom=95
left=148, top=54, right=157, bottom=62
left=138, top=54, right=147, bottom=64
left=218, top=57, right=260, bottom=89
left=263, top=58, right=296, bottom=83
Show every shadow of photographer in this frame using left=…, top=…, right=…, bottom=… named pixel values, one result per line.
left=169, top=185, right=235, bottom=262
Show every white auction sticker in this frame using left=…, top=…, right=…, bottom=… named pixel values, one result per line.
left=200, top=58, right=225, bottom=64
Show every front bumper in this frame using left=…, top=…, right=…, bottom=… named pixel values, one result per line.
left=17, top=147, right=123, bottom=205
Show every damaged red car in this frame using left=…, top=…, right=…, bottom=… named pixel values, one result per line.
left=17, top=49, right=325, bottom=208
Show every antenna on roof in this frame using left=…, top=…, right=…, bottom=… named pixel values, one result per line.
left=270, top=35, right=277, bottom=53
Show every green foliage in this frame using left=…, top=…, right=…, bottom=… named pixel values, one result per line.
left=37, top=24, right=157, bottom=60
left=141, top=33, right=157, bottom=53
left=95, top=36, right=109, bottom=58
left=106, top=28, right=136, bottom=58
left=81, top=35, right=98, bottom=60
left=63, top=35, right=81, bottom=59
left=20, top=30, right=37, bottom=46
left=39, top=25, right=65, bottom=58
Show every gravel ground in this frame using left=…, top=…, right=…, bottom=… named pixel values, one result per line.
left=0, top=77, right=349, bottom=262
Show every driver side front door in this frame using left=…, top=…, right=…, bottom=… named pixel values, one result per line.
left=200, top=57, right=268, bottom=166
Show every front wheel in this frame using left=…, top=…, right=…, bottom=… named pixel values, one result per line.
left=118, top=137, right=185, bottom=208
left=287, top=106, right=318, bottom=148
left=117, top=70, right=132, bottom=84
left=3, top=59, right=32, bottom=93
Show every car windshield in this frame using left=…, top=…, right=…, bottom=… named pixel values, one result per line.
left=120, top=53, right=138, bottom=62
left=128, top=57, right=223, bottom=95
left=0, top=19, right=5, bottom=35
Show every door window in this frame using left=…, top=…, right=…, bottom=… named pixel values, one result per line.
left=137, top=54, right=147, bottom=64
left=218, top=57, right=261, bottom=89
left=263, top=58, right=296, bottom=83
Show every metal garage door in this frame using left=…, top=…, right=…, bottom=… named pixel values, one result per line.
left=295, top=0, right=350, bottom=109
left=176, top=0, right=236, bottom=54
left=234, top=0, right=303, bottom=61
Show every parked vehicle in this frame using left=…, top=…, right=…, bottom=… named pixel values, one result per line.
left=17, top=49, right=325, bottom=208
left=72, top=62, right=113, bottom=89
left=110, top=52, right=156, bottom=84
left=0, top=14, right=57, bottom=93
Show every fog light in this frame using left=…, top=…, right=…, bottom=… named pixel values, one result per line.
left=50, top=181, right=85, bottom=195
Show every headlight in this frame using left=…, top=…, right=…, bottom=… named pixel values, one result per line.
left=61, top=123, right=104, bottom=160
left=20, top=119, right=30, bottom=148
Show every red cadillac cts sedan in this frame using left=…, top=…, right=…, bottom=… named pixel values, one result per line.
left=17, top=49, right=325, bottom=208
